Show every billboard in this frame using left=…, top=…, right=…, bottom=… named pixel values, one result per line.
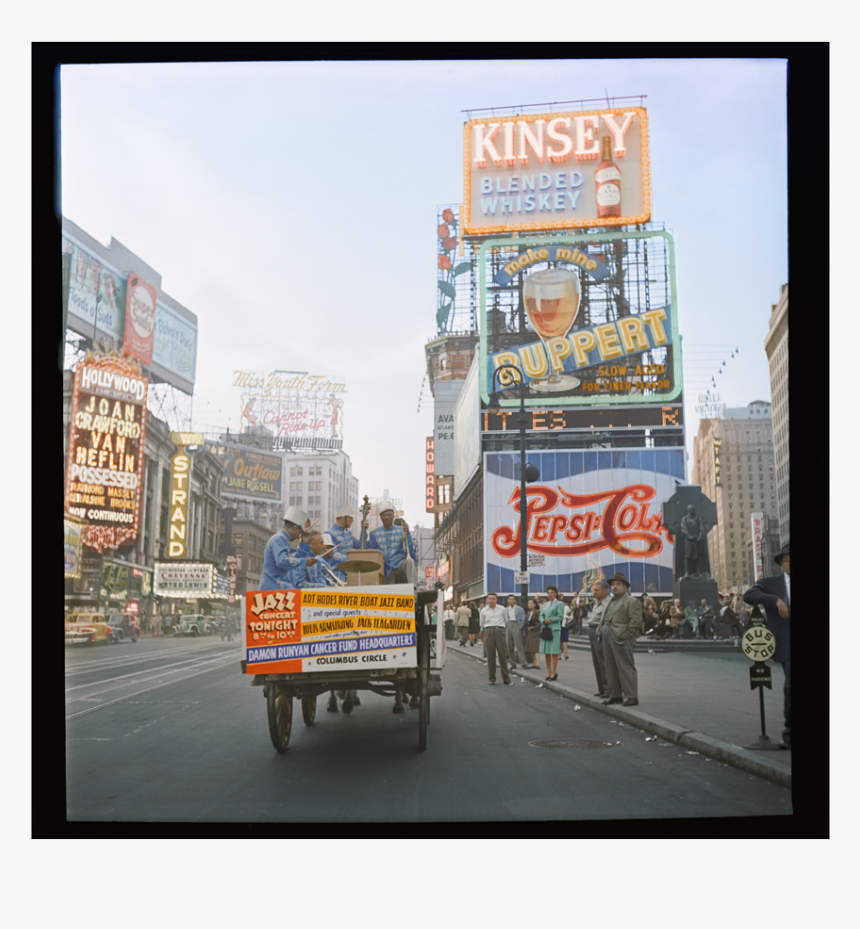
left=463, top=107, right=650, bottom=236
left=154, top=562, right=219, bottom=598
left=243, top=585, right=416, bottom=675
left=232, top=370, right=347, bottom=450
left=123, top=273, right=158, bottom=366
left=206, top=441, right=283, bottom=502
left=62, top=232, right=198, bottom=393
left=64, top=515, right=84, bottom=579
left=484, top=448, right=684, bottom=596
left=64, top=354, right=149, bottom=553
left=479, top=229, right=680, bottom=408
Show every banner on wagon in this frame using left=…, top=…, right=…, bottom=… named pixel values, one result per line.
left=243, top=584, right=416, bottom=674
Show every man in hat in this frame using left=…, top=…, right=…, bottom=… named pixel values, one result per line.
left=596, top=573, right=643, bottom=706
left=367, top=501, right=416, bottom=585
left=259, top=505, right=316, bottom=591
left=326, top=504, right=368, bottom=584
left=743, top=543, right=791, bottom=748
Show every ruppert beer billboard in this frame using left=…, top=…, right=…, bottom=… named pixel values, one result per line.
left=463, top=107, right=650, bottom=235
left=64, top=354, right=149, bottom=553
left=484, top=448, right=683, bottom=595
left=479, top=230, right=681, bottom=409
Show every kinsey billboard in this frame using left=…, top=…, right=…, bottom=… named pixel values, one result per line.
left=64, top=354, right=149, bottom=553
left=484, top=448, right=684, bottom=596
left=206, top=441, right=283, bottom=502
left=243, top=585, right=416, bottom=675
left=479, top=230, right=681, bottom=408
left=463, top=107, right=650, bottom=235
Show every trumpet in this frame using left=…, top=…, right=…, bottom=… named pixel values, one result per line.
left=320, top=560, right=346, bottom=587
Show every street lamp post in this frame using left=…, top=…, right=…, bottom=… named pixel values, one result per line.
left=488, top=364, right=540, bottom=611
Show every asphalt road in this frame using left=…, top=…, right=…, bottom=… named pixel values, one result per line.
left=65, top=636, right=792, bottom=824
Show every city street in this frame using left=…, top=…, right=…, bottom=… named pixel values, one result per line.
left=65, top=636, right=791, bottom=824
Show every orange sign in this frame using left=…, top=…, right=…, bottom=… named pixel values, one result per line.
left=123, top=273, right=158, bottom=366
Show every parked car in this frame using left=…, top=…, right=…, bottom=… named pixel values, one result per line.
left=65, top=612, right=114, bottom=645
left=106, top=613, right=140, bottom=643
left=177, top=614, right=211, bottom=637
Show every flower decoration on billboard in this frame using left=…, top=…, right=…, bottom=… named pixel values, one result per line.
left=436, top=206, right=471, bottom=333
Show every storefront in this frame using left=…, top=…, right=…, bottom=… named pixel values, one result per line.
left=153, top=561, right=229, bottom=617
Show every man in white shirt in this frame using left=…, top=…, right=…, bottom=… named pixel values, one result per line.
left=479, top=592, right=512, bottom=685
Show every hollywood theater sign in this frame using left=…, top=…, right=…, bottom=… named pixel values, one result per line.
left=484, top=448, right=684, bottom=595
left=463, top=107, right=651, bottom=235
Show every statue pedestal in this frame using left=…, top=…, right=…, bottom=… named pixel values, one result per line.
left=676, top=577, right=720, bottom=623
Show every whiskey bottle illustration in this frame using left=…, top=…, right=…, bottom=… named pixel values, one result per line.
left=595, top=135, right=622, bottom=218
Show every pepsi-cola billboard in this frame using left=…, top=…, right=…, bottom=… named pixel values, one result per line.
left=484, top=448, right=684, bottom=596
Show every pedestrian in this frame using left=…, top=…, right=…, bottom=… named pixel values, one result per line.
left=743, top=543, right=791, bottom=748
left=504, top=594, right=530, bottom=669
left=723, top=600, right=743, bottom=638
left=685, top=600, right=699, bottom=638
left=585, top=580, right=611, bottom=697
left=572, top=595, right=584, bottom=635
left=479, top=593, right=512, bottom=685
left=152, top=611, right=163, bottom=637
left=596, top=572, right=642, bottom=706
left=468, top=599, right=481, bottom=646
left=560, top=597, right=572, bottom=660
left=163, top=613, right=173, bottom=636
left=642, top=595, right=658, bottom=635
left=524, top=598, right=542, bottom=669
left=539, top=585, right=564, bottom=681
left=443, top=602, right=456, bottom=641
left=455, top=596, right=471, bottom=645
left=735, top=597, right=749, bottom=630
left=698, top=599, right=716, bottom=639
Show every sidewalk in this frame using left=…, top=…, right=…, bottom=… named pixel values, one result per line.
left=446, top=634, right=791, bottom=788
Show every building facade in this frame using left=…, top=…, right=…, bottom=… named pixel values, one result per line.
left=691, top=401, right=779, bottom=592
left=285, top=450, right=359, bottom=531
left=764, top=283, right=789, bottom=544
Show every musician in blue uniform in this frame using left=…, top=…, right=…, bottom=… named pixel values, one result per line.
left=259, top=506, right=315, bottom=591
left=325, top=504, right=367, bottom=583
left=367, top=500, right=416, bottom=585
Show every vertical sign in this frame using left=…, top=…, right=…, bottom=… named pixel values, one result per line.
left=425, top=437, right=436, bottom=512
left=750, top=512, right=765, bottom=582
left=713, top=437, right=722, bottom=487
left=226, top=554, right=239, bottom=603
left=167, top=432, right=203, bottom=558
left=123, top=274, right=158, bottom=366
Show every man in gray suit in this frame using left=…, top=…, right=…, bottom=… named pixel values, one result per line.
left=597, top=572, right=643, bottom=706
left=505, top=594, right=530, bottom=669
left=743, top=543, right=791, bottom=748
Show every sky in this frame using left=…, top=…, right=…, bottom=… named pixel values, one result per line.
left=60, top=58, right=788, bottom=526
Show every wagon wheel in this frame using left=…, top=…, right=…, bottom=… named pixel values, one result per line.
left=301, top=694, right=317, bottom=726
left=267, top=685, right=293, bottom=752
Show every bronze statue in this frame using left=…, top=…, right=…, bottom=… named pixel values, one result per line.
left=680, top=504, right=705, bottom=578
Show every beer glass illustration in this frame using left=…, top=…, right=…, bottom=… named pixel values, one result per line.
left=523, top=267, right=582, bottom=391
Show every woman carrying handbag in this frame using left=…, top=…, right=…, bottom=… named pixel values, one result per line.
left=540, top=585, right=564, bottom=680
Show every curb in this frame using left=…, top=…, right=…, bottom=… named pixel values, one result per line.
left=449, top=646, right=791, bottom=790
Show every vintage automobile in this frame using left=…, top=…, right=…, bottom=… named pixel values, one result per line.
left=177, top=614, right=212, bottom=637
left=106, top=612, right=141, bottom=643
left=65, top=612, right=114, bottom=645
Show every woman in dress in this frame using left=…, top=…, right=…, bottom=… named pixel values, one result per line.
left=524, top=598, right=542, bottom=669
left=539, top=585, right=564, bottom=680
left=468, top=600, right=481, bottom=647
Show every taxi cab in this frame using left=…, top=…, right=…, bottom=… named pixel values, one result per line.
left=65, top=612, right=114, bottom=645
